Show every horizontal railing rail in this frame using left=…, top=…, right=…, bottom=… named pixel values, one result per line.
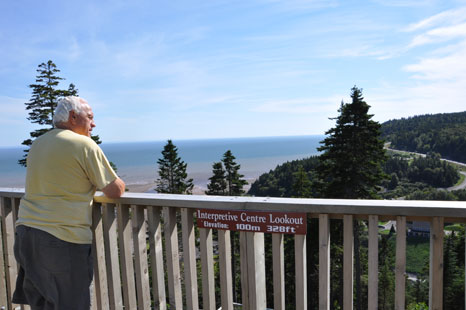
left=1, top=188, right=465, bottom=310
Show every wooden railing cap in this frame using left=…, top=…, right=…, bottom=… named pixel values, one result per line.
left=2, top=187, right=466, bottom=218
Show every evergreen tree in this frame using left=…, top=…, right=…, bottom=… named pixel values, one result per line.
left=156, top=140, right=193, bottom=194
left=292, top=165, right=312, bottom=198
left=222, top=150, right=248, bottom=196
left=379, top=234, right=395, bottom=310
left=206, top=162, right=227, bottom=195
left=19, top=60, right=78, bottom=166
left=443, top=231, right=465, bottom=309
left=317, top=86, right=387, bottom=199
left=316, top=86, right=387, bottom=310
left=205, top=150, right=247, bottom=303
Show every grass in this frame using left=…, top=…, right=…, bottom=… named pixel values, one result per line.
left=454, top=172, right=466, bottom=187
left=444, top=223, right=463, bottom=232
left=379, top=229, right=391, bottom=235
left=386, top=234, right=429, bottom=275
left=405, top=235, right=430, bottom=275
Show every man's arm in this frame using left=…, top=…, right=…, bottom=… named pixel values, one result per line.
left=102, top=177, right=126, bottom=198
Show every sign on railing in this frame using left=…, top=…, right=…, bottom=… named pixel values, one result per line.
left=196, top=209, right=307, bottom=234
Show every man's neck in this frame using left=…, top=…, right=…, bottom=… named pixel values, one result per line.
left=55, top=122, right=72, bottom=131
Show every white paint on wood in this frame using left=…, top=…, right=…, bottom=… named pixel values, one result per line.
left=92, top=204, right=110, bottom=310
left=102, top=203, right=124, bottom=310
left=272, top=233, right=285, bottom=310
left=200, top=228, right=216, bottom=310
left=0, top=198, right=10, bottom=310
left=319, top=214, right=330, bottom=310
left=246, top=232, right=266, bottom=310
left=132, top=205, right=151, bottom=309
left=2, top=198, right=17, bottom=310
left=240, top=231, right=249, bottom=310
left=296, top=233, right=307, bottom=310
left=343, top=215, right=354, bottom=310
left=219, top=230, right=233, bottom=310
left=429, top=217, right=444, bottom=310
left=147, top=206, right=167, bottom=310
left=368, top=215, right=378, bottom=310
left=181, top=208, right=199, bottom=310
left=395, top=216, right=406, bottom=310
left=163, top=207, right=183, bottom=309
left=4, top=188, right=466, bottom=218
left=117, top=204, right=137, bottom=309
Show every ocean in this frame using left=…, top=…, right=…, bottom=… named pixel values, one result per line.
left=0, top=135, right=323, bottom=192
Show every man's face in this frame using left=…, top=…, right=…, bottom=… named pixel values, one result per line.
left=71, top=103, right=96, bottom=137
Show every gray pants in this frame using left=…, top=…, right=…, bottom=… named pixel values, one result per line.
left=12, top=225, right=93, bottom=310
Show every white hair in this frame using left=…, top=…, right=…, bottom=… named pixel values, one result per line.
left=53, top=96, right=87, bottom=126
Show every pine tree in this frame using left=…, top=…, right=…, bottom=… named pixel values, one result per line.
left=156, top=140, right=193, bottom=194
left=204, top=150, right=247, bottom=303
left=206, top=162, right=227, bottom=195
left=19, top=60, right=78, bottom=166
left=317, top=86, right=387, bottom=199
left=222, top=150, right=248, bottom=196
left=292, top=165, right=312, bottom=198
left=379, top=234, right=395, bottom=310
left=316, top=86, right=387, bottom=310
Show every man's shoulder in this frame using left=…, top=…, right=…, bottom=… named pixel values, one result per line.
left=34, top=129, right=100, bottom=155
left=56, top=130, right=98, bottom=147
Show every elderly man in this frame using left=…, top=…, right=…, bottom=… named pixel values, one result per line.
left=12, top=96, right=125, bottom=309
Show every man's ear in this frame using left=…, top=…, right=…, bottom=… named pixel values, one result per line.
left=69, top=111, right=76, bottom=124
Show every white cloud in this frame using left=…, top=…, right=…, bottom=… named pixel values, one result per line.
left=366, top=7, right=466, bottom=119
left=260, top=0, right=339, bottom=11
left=251, top=96, right=341, bottom=114
left=370, top=80, right=466, bottom=122
left=0, top=96, right=28, bottom=117
left=372, top=0, right=436, bottom=8
left=404, top=41, right=466, bottom=81
left=408, top=22, right=466, bottom=47
left=404, top=7, right=466, bottom=32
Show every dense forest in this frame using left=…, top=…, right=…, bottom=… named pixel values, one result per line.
left=381, top=111, right=466, bottom=163
left=247, top=156, right=320, bottom=197
left=248, top=152, right=462, bottom=200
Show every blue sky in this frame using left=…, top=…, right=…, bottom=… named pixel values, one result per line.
left=1, top=0, right=466, bottom=147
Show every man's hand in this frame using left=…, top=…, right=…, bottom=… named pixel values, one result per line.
left=102, top=178, right=126, bottom=198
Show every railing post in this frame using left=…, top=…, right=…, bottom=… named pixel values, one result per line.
left=395, top=216, right=406, bottom=310
left=343, top=215, right=354, bottom=310
left=147, top=206, right=166, bottom=310
left=429, top=217, right=444, bottom=310
left=0, top=197, right=18, bottom=310
left=368, top=215, right=378, bottom=310
left=92, top=203, right=110, bottom=310
left=132, top=205, right=151, bottom=309
left=272, top=233, right=285, bottom=310
left=0, top=197, right=9, bottom=310
left=243, top=232, right=266, bottom=310
left=181, top=208, right=199, bottom=310
left=319, top=214, right=330, bottom=310
left=117, top=204, right=137, bottom=309
left=200, top=227, right=216, bottom=310
left=218, top=229, right=233, bottom=310
left=102, top=203, right=124, bottom=310
left=240, top=231, right=249, bottom=310
left=296, top=232, right=307, bottom=309
left=163, top=207, right=183, bottom=309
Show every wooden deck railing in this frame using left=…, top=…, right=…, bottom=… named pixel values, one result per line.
left=1, top=188, right=466, bottom=310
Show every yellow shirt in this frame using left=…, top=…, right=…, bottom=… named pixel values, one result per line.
left=17, top=129, right=118, bottom=244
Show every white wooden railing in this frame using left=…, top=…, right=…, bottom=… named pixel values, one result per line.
left=1, top=188, right=466, bottom=310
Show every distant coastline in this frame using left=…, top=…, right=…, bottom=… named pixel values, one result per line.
left=0, top=135, right=323, bottom=193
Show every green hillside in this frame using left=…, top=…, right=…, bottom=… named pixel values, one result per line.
left=381, top=111, right=466, bottom=163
